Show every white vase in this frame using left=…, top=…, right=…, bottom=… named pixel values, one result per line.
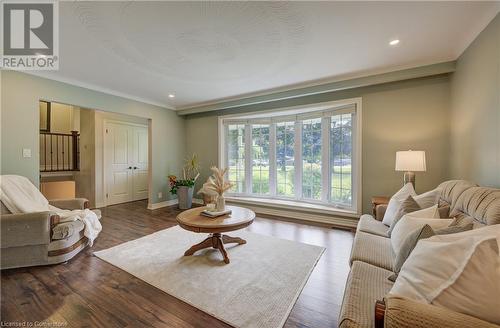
left=216, top=195, right=225, bottom=211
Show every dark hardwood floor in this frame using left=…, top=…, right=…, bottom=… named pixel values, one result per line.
left=1, top=201, right=354, bottom=328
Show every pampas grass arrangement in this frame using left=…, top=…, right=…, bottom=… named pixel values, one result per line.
left=201, top=166, right=233, bottom=196
left=198, top=167, right=233, bottom=210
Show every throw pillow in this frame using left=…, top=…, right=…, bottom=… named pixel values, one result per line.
left=388, top=222, right=474, bottom=281
left=390, top=208, right=450, bottom=255
left=413, top=188, right=440, bottom=208
left=382, top=183, right=416, bottom=226
left=388, top=224, right=435, bottom=281
left=388, top=195, right=421, bottom=236
left=389, top=231, right=500, bottom=324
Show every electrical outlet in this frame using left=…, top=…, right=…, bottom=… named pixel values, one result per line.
left=22, top=148, right=32, bottom=158
left=158, top=192, right=163, bottom=199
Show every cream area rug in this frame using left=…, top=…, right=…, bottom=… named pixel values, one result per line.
left=94, top=226, right=324, bottom=328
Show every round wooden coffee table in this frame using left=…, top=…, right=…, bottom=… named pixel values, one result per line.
left=176, top=205, right=255, bottom=264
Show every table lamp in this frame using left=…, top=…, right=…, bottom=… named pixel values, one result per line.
left=395, top=150, right=426, bottom=189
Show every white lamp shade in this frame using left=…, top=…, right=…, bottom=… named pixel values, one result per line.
left=395, top=150, right=426, bottom=172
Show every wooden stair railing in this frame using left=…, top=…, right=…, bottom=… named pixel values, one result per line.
left=40, top=131, right=80, bottom=172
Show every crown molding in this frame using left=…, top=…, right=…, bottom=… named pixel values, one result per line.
left=22, top=60, right=456, bottom=115
left=453, top=6, right=500, bottom=59
left=23, top=71, right=176, bottom=110
left=177, top=61, right=456, bottom=116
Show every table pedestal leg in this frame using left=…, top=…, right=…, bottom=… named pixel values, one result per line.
left=222, top=234, right=247, bottom=245
left=183, top=233, right=247, bottom=264
left=184, top=237, right=213, bottom=256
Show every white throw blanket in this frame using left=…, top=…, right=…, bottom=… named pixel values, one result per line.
left=0, top=175, right=102, bottom=246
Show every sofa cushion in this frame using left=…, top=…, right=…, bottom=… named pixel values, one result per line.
left=51, top=209, right=100, bottom=240
left=49, top=228, right=85, bottom=251
left=52, top=220, right=85, bottom=240
left=339, top=261, right=394, bottom=328
left=451, top=187, right=500, bottom=226
left=437, top=180, right=478, bottom=209
left=357, top=215, right=389, bottom=237
left=350, top=231, right=393, bottom=270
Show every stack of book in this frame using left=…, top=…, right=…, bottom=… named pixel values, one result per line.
left=201, top=209, right=232, bottom=218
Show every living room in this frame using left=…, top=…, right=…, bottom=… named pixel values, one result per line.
left=1, top=2, right=499, bottom=328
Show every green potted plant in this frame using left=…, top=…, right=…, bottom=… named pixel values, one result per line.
left=169, top=154, right=200, bottom=209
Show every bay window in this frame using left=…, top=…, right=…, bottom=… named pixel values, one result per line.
left=220, top=99, right=361, bottom=213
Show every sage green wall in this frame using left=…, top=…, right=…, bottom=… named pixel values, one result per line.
left=0, top=71, right=185, bottom=205
left=450, top=14, right=500, bottom=187
left=185, top=115, right=219, bottom=195
left=185, top=75, right=451, bottom=214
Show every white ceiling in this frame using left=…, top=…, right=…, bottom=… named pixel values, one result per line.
left=34, top=1, right=499, bottom=110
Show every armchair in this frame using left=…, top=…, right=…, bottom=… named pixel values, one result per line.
left=1, top=197, right=99, bottom=269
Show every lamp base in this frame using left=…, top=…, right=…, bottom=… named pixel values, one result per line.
left=403, top=171, right=416, bottom=189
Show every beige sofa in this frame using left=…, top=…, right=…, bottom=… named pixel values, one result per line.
left=1, top=198, right=100, bottom=269
left=339, top=180, right=500, bottom=328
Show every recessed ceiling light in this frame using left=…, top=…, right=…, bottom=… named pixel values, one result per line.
left=168, top=94, right=175, bottom=98
left=389, top=39, right=400, bottom=46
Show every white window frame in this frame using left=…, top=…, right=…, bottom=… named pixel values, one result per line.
left=218, top=98, right=362, bottom=215
left=250, top=123, right=271, bottom=195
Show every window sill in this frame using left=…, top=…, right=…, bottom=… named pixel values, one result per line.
left=225, top=196, right=359, bottom=218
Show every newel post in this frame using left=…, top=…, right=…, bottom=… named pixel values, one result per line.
left=71, top=131, right=80, bottom=171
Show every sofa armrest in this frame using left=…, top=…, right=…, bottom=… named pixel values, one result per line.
left=375, top=204, right=388, bottom=221
left=383, top=296, right=498, bottom=328
left=1, top=212, right=58, bottom=247
left=49, top=198, right=89, bottom=210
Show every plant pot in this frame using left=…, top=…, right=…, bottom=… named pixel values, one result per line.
left=178, top=186, right=194, bottom=209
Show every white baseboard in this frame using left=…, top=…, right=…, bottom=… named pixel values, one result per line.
left=147, top=198, right=204, bottom=210
left=146, top=198, right=357, bottom=228
left=147, top=199, right=177, bottom=210
left=227, top=201, right=359, bottom=229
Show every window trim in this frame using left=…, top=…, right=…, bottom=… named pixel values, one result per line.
left=218, top=98, right=362, bottom=215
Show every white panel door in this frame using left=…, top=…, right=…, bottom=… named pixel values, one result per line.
left=106, top=122, right=134, bottom=205
left=132, top=126, right=149, bottom=201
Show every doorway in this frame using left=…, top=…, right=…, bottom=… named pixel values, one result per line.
left=38, top=100, right=151, bottom=208
left=104, top=121, right=149, bottom=205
